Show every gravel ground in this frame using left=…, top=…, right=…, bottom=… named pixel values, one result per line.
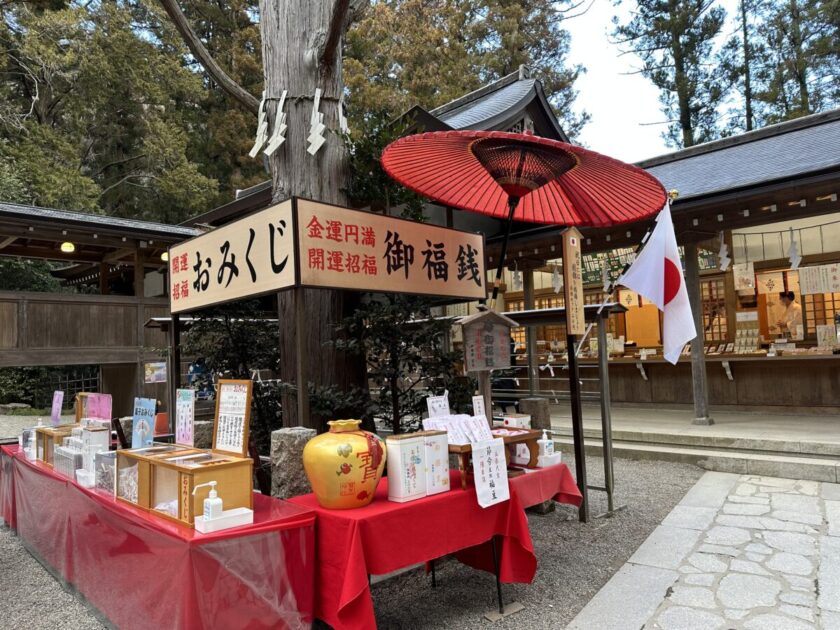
left=0, top=414, right=76, bottom=442
left=0, top=454, right=702, bottom=629
left=0, top=526, right=105, bottom=629
left=370, top=454, right=703, bottom=629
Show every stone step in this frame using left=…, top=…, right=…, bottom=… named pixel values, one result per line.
left=554, top=436, right=840, bottom=483
left=551, top=424, right=840, bottom=459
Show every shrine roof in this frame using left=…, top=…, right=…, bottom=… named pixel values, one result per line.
left=0, top=201, right=200, bottom=240
left=639, top=108, right=840, bottom=202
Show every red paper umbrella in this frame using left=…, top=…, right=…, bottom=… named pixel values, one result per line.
left=381, top=130, right=667, bottom=300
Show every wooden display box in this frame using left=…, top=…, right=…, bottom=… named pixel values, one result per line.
left=149, top=451, right=253, bottom=526
left=36, top=425, right=78, bottom=467
left=448, top=429, right=542, bottom=490
left=116, top=445, right=200, bottom=510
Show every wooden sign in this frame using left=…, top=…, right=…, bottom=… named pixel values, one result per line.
left=562, top=227, right=585, bottom=336
left=213, top=379, right=252, bottom=457
left=461, top=310, right=517, bottom=373
left=297, top=199, right=486, bottom=299
left=169, top=200, right=296, bottom=313
left=168, top=197, right=487, bottom=314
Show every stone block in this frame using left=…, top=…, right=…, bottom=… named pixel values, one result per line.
left=518, top=397, right=551, bottom=431
left=526, top=500, right=555, bottom=515
left=193, top=420, right=214, bottom=449
left=271, top=427, right=316, bottom=499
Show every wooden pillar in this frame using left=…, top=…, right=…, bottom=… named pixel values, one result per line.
left=523, top=268, right=538, bottom=395
left=134, top=249, right=146, bottom=402
left=168, top=314, right=180, bottom=430
left=723, top=230, right=737, bottom=339
left=684, top=242, right=714, bottom=425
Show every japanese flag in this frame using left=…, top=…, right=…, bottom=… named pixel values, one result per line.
left=619, top=202, right=696, bottom=364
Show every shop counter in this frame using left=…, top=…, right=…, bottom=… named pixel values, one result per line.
left=509, top=353, right=840, bottom=411
left=289, top=464, right=581, bottom=630
left=8, top=448, right=315, bottom=630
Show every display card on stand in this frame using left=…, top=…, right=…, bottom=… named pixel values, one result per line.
left=426, top=393, right=450, bottom=418
left=50, top=391, right=64, bottom=427
left=213, top=379, right=252, bottom=457
left=175, top=389, right=195, bottom=447
left=131, top=397, right=157, bottom=448
left=472, top=438, right=510, bottom=508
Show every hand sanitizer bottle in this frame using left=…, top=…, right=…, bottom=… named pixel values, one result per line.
left=538, top=430, right=554, bottom=457
left=192, top=481, right=223, bottom=520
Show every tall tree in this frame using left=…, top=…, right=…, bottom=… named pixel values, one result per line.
left=343, top=0, right=587, bottom=137
left=0, top=0, right=219, bottom=221
left=755, top=0, right=839, bottom=122
left=612, top=0, right=728, bottom=148
left=159, top=0, right=364, bottom=426
left=719, top=0, right=766, bottom=132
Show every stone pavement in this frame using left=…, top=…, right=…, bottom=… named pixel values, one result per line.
left=567, top=471, right=840, bottom=629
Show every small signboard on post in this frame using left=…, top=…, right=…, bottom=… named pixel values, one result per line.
left=562, top=227, right=585, bottom=336
left=459, top=310, right=518, bottom=426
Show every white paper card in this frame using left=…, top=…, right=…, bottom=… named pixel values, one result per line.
left=426, top=394, right=450, bottom=417
left=472, top=395, right=486, bottom=418
left=466, top=415, right=494, bottom=442
left=473, top=438, right=510, bottom=508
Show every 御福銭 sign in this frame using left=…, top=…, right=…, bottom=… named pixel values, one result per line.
left=297, top=199, right=485, bottom=300
left=168, top=198, right=487, bottom=313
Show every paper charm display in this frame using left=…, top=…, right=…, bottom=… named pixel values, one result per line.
left=175, top=389, right=195, bottom=447
left=307, top=88, right=326, bottom=155
left=248, top=91, right=269, bottom=158
left=718, top=231, right=731, bottom=271
left=263, top=90, right=288, bottom=156
left=788, top=228, right=802, bottom=270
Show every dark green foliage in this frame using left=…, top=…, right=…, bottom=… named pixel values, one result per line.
left=334, top=294, right=472, bottom=434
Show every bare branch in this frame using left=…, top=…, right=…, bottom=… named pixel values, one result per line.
left=158, top=0, right=259, bottom=114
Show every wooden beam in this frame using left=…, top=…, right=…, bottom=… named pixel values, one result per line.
left=684, top=242, right=714, bottom=425
left=0, top=236, right=16, bottom=250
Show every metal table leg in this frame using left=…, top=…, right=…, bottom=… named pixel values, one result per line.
left=491, top=536, right=503, bottom=614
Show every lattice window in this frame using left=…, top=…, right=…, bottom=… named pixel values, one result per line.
left=803, top=293, right=840, bottom=332
left=701, top=277, right=728, bottom=342
left=507, top=119, right=524, bottom=134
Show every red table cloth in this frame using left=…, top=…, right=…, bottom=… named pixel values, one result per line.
left=288, top=464, right=581, bottom=630
left=0, top=444, right=16, bottom=529
left=9, top=449, right=316, bottom=630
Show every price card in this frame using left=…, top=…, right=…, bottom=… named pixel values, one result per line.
left=473, top=438, right=510, bottom=508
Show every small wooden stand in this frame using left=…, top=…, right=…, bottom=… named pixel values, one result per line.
left=448, top=429, right=542, bottom=490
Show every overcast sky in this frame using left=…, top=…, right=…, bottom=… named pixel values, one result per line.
left=564, top=0, right=739, bottom=163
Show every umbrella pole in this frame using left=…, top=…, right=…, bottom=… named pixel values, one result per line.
left=490, top=196, right=520, bottom=306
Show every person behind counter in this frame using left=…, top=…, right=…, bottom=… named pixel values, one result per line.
left=776, top=291, right=803, bottom=339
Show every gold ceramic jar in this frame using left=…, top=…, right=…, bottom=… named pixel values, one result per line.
left=302, top=419, right=386, bottom=509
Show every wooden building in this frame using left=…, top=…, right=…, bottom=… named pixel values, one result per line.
left=0, top=201, right=200, bottom=416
